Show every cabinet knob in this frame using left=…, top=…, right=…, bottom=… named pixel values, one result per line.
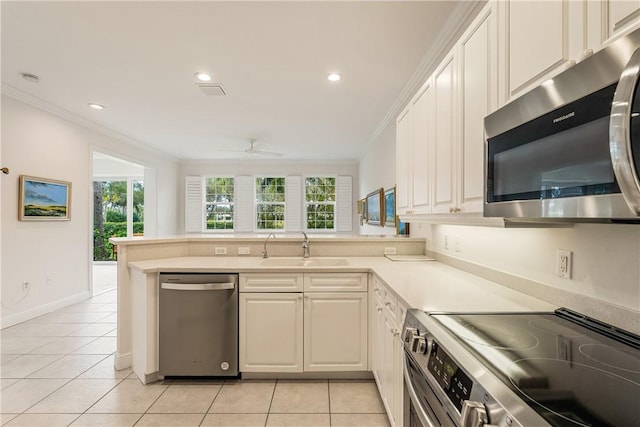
left=580, top=48, right=594, bottom=61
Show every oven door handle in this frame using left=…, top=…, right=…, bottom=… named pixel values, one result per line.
left=403, top=353, right=437, bottom=427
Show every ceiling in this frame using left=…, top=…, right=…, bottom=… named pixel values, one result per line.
left=2, top=1, right=479, bottom=161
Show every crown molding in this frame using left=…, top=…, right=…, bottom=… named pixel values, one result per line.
left=1, top=83, right=178, bottom=162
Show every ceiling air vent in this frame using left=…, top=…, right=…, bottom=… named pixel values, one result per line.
left=197, top=83, right=227, bottom=96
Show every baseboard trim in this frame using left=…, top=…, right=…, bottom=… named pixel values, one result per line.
left=0, top=290, right=91, bottom=329
left=114, top=352, right=133, bottom=371
left=242, top=371, right=373, bottom=380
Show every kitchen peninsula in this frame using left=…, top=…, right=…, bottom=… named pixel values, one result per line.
left=111, top=235, right=556, bottom=384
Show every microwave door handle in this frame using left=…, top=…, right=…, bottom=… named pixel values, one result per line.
left=610, top=46, right=640, bottom=215
left=403, top=354, right=438, bottom=427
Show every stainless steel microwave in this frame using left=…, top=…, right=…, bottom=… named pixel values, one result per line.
left=484, top=27, right=640, bottom=222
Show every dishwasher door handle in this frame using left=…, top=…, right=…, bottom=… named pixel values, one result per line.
left=160, top=282, right=236, bottom=291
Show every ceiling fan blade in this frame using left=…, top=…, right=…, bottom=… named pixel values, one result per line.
left=247, top=149, right=284, bottom=157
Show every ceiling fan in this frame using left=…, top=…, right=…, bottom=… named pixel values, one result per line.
left=218, top=138, right=284, bottom=158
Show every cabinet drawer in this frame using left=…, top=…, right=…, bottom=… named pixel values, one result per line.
left=304, top=273, right=368, bottom=292
left=240, top=273, right=304, bottom=292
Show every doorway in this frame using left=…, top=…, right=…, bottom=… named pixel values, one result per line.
left=92, top=152, right=145, bottom=295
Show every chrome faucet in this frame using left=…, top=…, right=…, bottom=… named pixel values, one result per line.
left=301, top=232, right=310, bottom=258
left=262, top=233, right=276, bottom=258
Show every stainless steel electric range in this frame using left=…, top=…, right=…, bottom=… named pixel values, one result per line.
left=402, top=308, right=640, bottom=427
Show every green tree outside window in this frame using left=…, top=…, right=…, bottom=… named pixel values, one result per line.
left=256, top=177, right=285, bottom=230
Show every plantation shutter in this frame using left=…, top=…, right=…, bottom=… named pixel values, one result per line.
left=185, top=176, right=203, bottom=233
left=285, top=175, right=302, bottom=232
left=234, top=176, right=254, bottom=232
left=336, top=175, right=353, bottom=232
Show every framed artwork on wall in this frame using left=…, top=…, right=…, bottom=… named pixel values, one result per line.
left=366, top=188, right=384, bottom=226
left=384, top=187, right=396, bottom=228
left=397, top=218, right=409, bottom=236
left=19, top=175, right=71, bottom=221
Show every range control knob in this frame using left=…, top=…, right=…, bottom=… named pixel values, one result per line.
left=403, top=327, right=418, bottom=343
left=413, top=336, right=428, bottom=354
left=410, top=334, right=427, bottom=353
left=461, top=400, right=492, bottom=427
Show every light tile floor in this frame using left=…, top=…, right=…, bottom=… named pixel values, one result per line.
left=0, top=289, right=390, bottom=426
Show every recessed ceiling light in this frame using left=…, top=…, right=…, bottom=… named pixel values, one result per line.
left=21, top=72, right=40, bottom=83
left=327, top=73, right=342, bottom=82
left=88, top=103, right=105, bottom=110
left=195, top=72, right=212, bottom=82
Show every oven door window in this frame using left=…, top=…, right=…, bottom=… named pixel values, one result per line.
left=487, top=84, right=619, bottom=203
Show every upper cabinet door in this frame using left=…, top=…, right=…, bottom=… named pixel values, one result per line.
left=410, top=81, right=433, bottom=214
left=396, top=107, right=412, bottom=215
left=505, top=1, right=570, bottom=99
left=458, top=4, right=497, bottom=213
left=432, top=53, right=458, bottom=214
left=608, top=0, right=640, bottom=37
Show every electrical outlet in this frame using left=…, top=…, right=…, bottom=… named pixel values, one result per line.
left=454, top=237, right=461, bottom=253
left=557, top=249, right=572, bottom=279
left=384, top=247, right=397, bottom=255
left=444, top=235, right=449, bottom=250
left=46, top=276, right=53, bottom=286
left=214, top=247, right=227, bottom=255
left=238, top=247, right=251, bottom=255
left=23, top=281, right=30, bottom=291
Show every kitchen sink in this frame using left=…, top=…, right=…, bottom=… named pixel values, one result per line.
left=260, top=257, right=348, bottom=267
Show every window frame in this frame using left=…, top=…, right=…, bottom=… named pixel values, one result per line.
left=204, top=176, right=235, bottom=232
left=304, top=175, right=337, bottom=232
left=254, top=176, right=287, bottom=232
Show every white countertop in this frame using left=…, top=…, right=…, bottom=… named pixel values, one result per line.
left=128, top=256, right=556, bottom=314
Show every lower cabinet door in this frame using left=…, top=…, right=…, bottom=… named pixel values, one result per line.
left=304, top=292, right=368, bottom=371
left=239, top=293, right=303, bottom=372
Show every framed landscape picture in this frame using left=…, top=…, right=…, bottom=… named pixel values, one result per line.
left=366, top=188, right=384, bottom=225
left=19, top=175, right=71, bottom=220
left=384, top=187, right=396, bottom=228
left=397, top=218, right=410, bottom=236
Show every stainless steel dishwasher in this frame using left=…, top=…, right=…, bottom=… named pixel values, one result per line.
left=159, top=273, right=239, bottom=377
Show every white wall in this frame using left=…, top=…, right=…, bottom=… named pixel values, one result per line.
left=358, top=121, right=397, bottom=236
left=177, top=159, right=359, bottom=235
left=430, top=223, right=640, bottom=312
left=1, top=95, right=179, bottom=326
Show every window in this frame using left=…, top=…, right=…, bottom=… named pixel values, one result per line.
left=255, top=177, right=285, bottom=230
left=205, top=177, right=234, bottom=230
left=305, top=177, right=336, bottom=230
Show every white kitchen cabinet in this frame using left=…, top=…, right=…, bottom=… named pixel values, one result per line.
left=239, top=293, right=303, bottom=372
left=504, top=1, right=568, bottom=99
left=432, top=53, right=458, bottom=214
left=396, top=2, right=498, bottom=218
left=239, top=272, right=303, bottom=292
left=457, top=3, right=498, bottom=213
left=499, top=0, right=639, bottom=103
left=240, top=272, right=368, bottom=373
left=304, top=291, right=368, bottom=371
left=304, top=272, right=367, bottom=292
left=396, top=81, right=434, bottom=216
left=607, top=0, right=640, bottom=38
left=370, top=275, right=405, bottom=427
left=396, top=107, right=412, bottom=215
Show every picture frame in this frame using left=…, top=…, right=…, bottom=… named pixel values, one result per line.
left=19, top=175, right=71, bottom=221
left=366, top=188, right=384, bottom=226
left=397, top=218, right=410, bottom=236
left=383, top=187, right=396, bottom=228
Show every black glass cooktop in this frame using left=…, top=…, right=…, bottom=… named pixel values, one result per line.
left=431, top=309, right=640, bottom=427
